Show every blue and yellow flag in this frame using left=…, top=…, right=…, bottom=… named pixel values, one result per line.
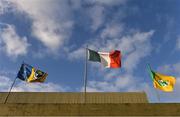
left=17, top=63, right=48, bottom=83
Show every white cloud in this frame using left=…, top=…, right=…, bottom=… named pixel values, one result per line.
left=68, top=0, right=82, bottom=10
left=0, top=0, right=11, bottom=15
left=83, top=72, right=180, bottom=102
left=157, top=64, right=172, bottom=74
left=87, top=81, right=118, bottom=92
left=86, top=0, right=127, bottom=6
left=157, top=62, right=180, bottom=76
left=115, top=74, right=134, bottom=89
left=123, top=31, right=154, bottom=72
left=0, top=68, right=16, bottom=76
left=3, top=0, right=128, bottom=55
left=68, top=47, right=85, bottom=60
left=0, top=74, right=69, bottom=92
left=0, top=25, right=30, bottom=58
left=12, top=82, right=69, bottom=92
left=0, top=75, right=12, bottom=91
left=88, top=5, right=105, bottom=31
left=83, top=73, right=148, bottom=92
left=10, top=0, right=74, bottom=52
left=101, top=23, right=124, bottom=39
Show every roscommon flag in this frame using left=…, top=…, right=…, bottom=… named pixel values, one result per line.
left=148, top=66, right=176, bottom=92
left=17, top=63, right=48, bottom=83
left=88, top=49, right=121, bottom=68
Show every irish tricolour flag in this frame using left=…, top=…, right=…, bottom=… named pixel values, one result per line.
left=88, top=49, right=121, bottom=68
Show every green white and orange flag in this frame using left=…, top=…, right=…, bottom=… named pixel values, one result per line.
left=88, top=49, right=121, bottom=68
left=148, top=65, right=176, bottom=92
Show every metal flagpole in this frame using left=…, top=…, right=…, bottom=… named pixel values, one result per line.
left=83, top=45, right=88, bottom=103
left=147, top=63, right=161, bottom=102
left=4, top=77, right=18, bottom=104
left=4, top=62, right=24, bottom=104
left=155, top=89, right=161, bottom=102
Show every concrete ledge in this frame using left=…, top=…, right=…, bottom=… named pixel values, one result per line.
left=0, top=92, right=148, bottom=103
left=0, top=103, right=180, bottom=116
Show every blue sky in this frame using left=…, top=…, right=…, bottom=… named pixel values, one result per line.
left=0, top=0, right=180, bottom=103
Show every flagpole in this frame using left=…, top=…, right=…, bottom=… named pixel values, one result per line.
left=4, top=62, right=24, bottom=104
left=83, top=45, right=88, bottom=103
left=155, top=89, right=161, bottom=102
left=4, top=76, right=18, bottom=104
left=147, top=63, right=161, bottom=102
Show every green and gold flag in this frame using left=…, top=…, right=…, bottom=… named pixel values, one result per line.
left=148, top=65, right=176, bottom=92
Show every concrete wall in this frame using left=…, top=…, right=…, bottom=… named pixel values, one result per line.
left=0, top=92, right=148, bottom=104
left=0, top=92, right=179, bottom=116
left=0, top=103, right=180, bottom=116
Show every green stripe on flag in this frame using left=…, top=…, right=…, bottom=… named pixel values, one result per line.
left=147, top=64, right=155, bottom=80
left=88, top=49, right=101, bottom=62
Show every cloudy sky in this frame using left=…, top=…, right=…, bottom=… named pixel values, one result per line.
left=0, top=0, right=180, bottom=103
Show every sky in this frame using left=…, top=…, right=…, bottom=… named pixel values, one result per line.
left=0, top=0, right=180, bottom=103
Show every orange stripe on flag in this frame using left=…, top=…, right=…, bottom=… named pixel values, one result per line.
left=109, top=50, right=121, bottom=68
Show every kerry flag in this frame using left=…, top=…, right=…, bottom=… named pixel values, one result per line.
left=17, top=63, right=48, bottom=83
left=148, top=65, right=176, bottom=92
left=88, top=49, right=121, bottom=68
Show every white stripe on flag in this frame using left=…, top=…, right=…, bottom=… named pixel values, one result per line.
left=98, top=52, right=110, bottom=68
